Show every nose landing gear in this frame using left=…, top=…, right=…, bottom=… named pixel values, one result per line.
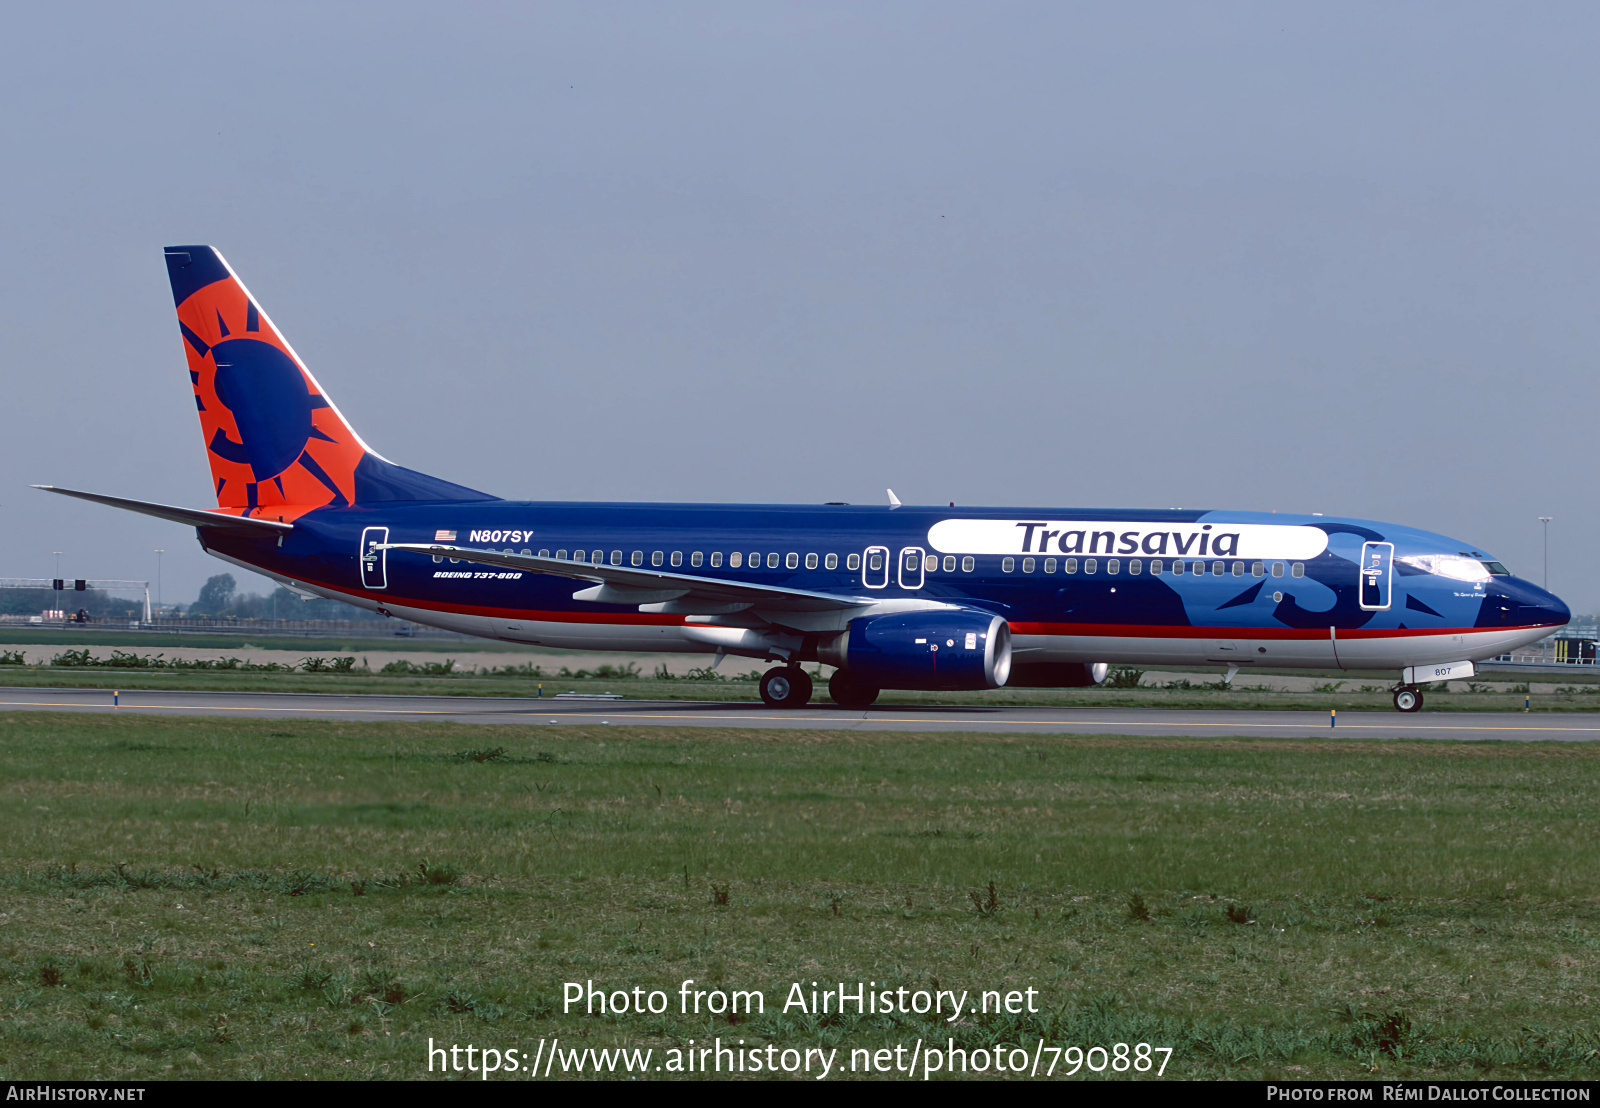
left=1392, top=686, right=1423, bottom=713
left=759, top=666, right=814, bottom=709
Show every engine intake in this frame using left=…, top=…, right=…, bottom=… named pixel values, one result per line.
left=819, top=609, right=1011, bottom=690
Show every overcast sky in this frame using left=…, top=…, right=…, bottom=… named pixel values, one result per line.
left=2, top=3, right=1596, bottom=609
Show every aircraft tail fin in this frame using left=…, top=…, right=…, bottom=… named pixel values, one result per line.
left=163, top=246, right=496, bottom=519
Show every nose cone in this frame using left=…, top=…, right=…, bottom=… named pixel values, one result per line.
left=1476, top=577, right=1571, bottom=629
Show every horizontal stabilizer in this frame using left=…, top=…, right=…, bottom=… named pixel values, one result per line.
left=32, top=485, right=294, bottom=535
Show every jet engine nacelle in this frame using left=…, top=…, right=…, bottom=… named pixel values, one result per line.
left=818, top=609, right=1011, bottom=690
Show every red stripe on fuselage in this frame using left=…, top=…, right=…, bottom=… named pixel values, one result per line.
left=1005, top=622, right=1546, bottom=640
left=295, top=577, right=1552, bottom=638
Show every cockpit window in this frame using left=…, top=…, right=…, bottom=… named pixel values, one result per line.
left=1482, top=561, right=1510, bottom=576
left=1398, top=554, right=1490, bottom=582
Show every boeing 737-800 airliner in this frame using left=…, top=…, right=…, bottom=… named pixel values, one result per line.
left=36, top=247, right=1570, bottom=712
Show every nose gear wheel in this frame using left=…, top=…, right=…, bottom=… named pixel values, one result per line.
left=1392, top=686, right=1423, bottom=713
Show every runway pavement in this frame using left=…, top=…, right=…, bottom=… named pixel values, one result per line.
left=2, top=686, right=1599, bottom=740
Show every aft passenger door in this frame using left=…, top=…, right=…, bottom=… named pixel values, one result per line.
left=1359, top=541, right=1393, bottom=610
left=360, top=527, right=389, bottom=590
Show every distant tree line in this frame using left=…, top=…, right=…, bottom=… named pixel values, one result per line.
left=186, top=573, right=386, bottom=621
left=0, top=587, right=141, bottom=619
left=1, top=573, right=386, bottom=623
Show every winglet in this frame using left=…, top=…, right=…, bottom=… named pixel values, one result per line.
left=887, top=488, right=902, bottom=510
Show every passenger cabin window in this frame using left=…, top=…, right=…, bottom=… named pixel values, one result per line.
left=1129, top=559, right=1141, bottom=575
left=689, top=552, right=700, bottom=567
left=651, top=551, right=663, bottom=566
left=1232, top=561, right=1244, bottom=576
left=825, top=553, right=838, bottom=570
left=614, top=551, right=626, bottom=566
left=1022, top=557, right=1035, bottom=573
left=632, top=551, right=644, bottom=566
left=537, top=549, right=548, bottom=558
left=522, top=549, right=532, bottom=556
left=592, top=550, right=605, bottom=564
left=1043, top=558, right=1056, bottom=574
left=1151, top=559, right=1163, bottom=575
left=864, top=546, right=890, bottom=588
left=943, top=555, right=956, bottom=572
left=847, top=553, right=860, bottom=570
left=1084, top=558, right=1097, bottom=574
left=1002, top=557, right=1015, bottom=573
left=805, top=553, right=817, bottom=569
left=671, top=551, right=682, bottom=567
left=554, top=549, right=567, bottom=560
left=768, top=552, right=780, bottom=569
left=925, top=555, right=937, bottom=572
left=1064, top=558, right=1077, bottom=574
left=750, top=552, right=761, bottom=568
left=1291, top=562, right=1305, bottom=577
left=1172, top=560, right=1184, bottom=574
left=1272, top=562, right=1284, bottom=577
left=729, top=552, right=742, bottom=568
left=1211, top=561, right=1223, bottom=575
left=1107, top=559, right=1120, bottom=574
left=709, top=552, right=721, bottom=567
left=785, top=552, right=798, bottom=569
left=962, top=556, right=975, bottom=572
left=1251, top=561, right=1263, bottom=577
left=906, top=552, right=920, bottom=573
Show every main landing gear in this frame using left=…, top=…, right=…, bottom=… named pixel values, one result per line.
left=757, top=666, right=883, bottom=710
left=1392, top=686, right=1423, bottom=713
left=827, top=670, right=880, bottom=710
left=759, top=666, right=813, bottom=709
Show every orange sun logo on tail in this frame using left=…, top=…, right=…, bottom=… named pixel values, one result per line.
left=165, top=247, right=370, bottom=522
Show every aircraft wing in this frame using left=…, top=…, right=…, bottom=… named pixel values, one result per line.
left=379, top=542, right=869, bottom=613
left=33, top=485, right=295, bottom=535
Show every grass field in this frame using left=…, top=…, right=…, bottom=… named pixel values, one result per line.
left=2, top=712, right=1599, bottom=1080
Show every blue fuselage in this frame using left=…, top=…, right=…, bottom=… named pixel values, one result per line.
left=201, top=500, right=1568, bottom=674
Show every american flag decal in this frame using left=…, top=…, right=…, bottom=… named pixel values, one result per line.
left=434, top=530, right=457, bottom=541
